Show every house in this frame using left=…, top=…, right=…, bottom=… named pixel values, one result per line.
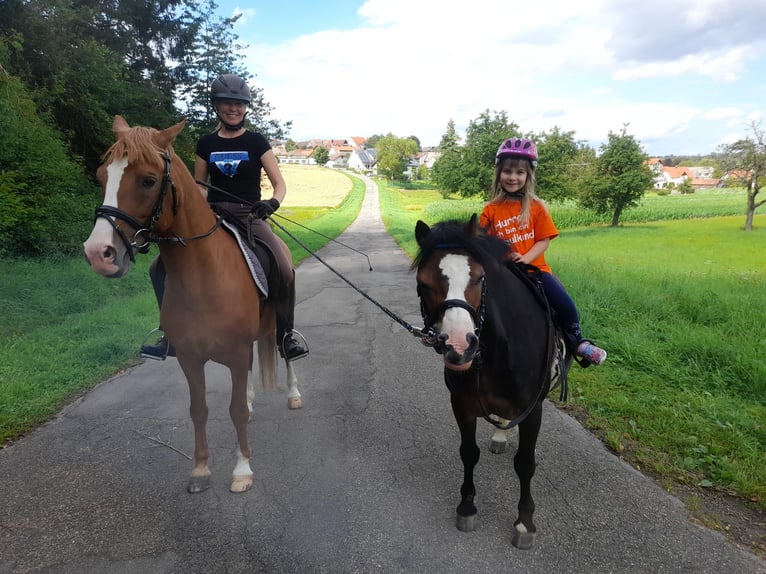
left=348, top=149, right=377, bottom=174
left=415, top=150, right=440, bottom=169
left=720, top=169, right=752, bottom=187
left=325, top=152, right=349, bottom=170
left=277, top=148, right=315, bottom=165
left=690, top=178, right=720, bottom=189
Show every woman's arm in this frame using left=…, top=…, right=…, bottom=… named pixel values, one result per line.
left=194, top=155, right=209, bottom=199
left=261, top=149, right=286, bottom=204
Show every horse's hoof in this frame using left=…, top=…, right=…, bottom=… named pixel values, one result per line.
left=287, top=396, right=303, bottom=410
left=511, top=526, right=536, bottom=549
left=187, top=475, right=210, bottom=494
left=456, top=513, right=477, bottom=532
left=489, top=438, right=508, bottom=454
left=230, top=474, right=253, bottom=493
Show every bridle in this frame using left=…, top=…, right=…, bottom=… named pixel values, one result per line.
left=418, top=251, right=555, bottom=431
left=418, top=274, right=487, bottom=355
left=93, top=151, right=221, bottom=261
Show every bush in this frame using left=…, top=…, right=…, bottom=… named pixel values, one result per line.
left=0, top=74, right=100, bottom=256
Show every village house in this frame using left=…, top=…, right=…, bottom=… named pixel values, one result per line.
left=645, top=158, right=722, bottom=190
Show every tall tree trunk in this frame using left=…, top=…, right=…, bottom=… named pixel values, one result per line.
left=611, top=208, right=622, bottom=227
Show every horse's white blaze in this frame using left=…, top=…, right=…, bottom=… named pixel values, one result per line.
left=83, top=158, right=129, bottom=276
left=439, top=254, right=474, bottom=351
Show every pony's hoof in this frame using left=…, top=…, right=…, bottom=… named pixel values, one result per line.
left=489, top=438, right=508, bottom=454
left=187, top=475, right=210, bottom=494
left=456, top=513, right=477, bottom=532
left=287, top=396, right=303, bottom=410
left=511, top=526, right=536, bottom=549
left=230, top=474, right=253, bottom=493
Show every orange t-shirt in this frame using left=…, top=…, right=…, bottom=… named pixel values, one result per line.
left=479, top=199, right=559, bottom=273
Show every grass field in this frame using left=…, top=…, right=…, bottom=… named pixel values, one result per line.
left=264, top=164, right=353, bottom=207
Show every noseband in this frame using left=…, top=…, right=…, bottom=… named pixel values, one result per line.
left=93, top=151, right=221, bottom=261
left=418, top=274, right=486, bottom=354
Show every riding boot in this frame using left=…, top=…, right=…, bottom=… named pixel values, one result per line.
left=276, top=277, right=309, bottom=362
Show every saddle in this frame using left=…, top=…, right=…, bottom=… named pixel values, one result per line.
left=504, top=260, right=572, bottom=400
left=211, top=204, right=281, bottom=299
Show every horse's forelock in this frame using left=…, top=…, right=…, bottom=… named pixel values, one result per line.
left=413, top=220, right=506, bottom=270
left=102, top=125, right=166, bottom=170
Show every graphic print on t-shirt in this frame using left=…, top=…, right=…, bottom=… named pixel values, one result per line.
left=210, top=151, right=249, bottom=177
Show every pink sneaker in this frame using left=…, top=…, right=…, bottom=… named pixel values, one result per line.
left=577, top=341, right=607, bottom=366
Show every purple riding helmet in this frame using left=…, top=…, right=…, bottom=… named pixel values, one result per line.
left=495, top=138, right=538, bottom=167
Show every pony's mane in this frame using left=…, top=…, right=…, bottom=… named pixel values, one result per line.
left=412, top=219, right=508, bottom=269
left=102, top=125, right=167, bottom=170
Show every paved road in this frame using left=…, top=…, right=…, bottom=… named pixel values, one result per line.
left=1, top=176, right=763, bottom=574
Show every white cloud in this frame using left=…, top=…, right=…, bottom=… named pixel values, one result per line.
left=237, top=0, right=766, bottom=153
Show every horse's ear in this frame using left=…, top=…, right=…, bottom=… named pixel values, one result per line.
left=415, top=220, right=431, bottom=246
left=112, top=115, right=130, bottom=139
left=156, top=119, right=187, bottom=149
left=465, top=213, right=479, bottom=237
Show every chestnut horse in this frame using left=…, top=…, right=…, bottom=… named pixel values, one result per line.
left=83, top=116, right=302, bottom=494
left=414, top=216, right=570, bottom=549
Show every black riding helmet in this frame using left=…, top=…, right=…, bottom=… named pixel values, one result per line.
left=210, top=74, right=250, bottom=130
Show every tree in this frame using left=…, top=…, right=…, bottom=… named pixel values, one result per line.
left=718, top=120, right=766, bottom=231
left=376, top=133, right=418, bottom=181
left=432, top=109, right=519, bottom=198
left=581, top=125, right=654, bottom=226
left=313, top=145, right=329, bottom=166
left=438, top=118, right=459, bottom=152
left=366, top=134, right=384, bottom=149
left=534, top=126, right=584, bottom=202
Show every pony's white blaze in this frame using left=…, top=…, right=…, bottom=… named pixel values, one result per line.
left=439, top=253, right=475, bottom=353
left=83, top=158, right=129, bottom=277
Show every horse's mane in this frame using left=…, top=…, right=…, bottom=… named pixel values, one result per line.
left=102, top=125, right=168, bottom=170
left=412, top=219, right=509, bottom=270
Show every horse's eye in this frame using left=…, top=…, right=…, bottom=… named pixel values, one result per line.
left=470, top=275, right=485, bottom=286
left=417, top=283, right=429, bottom=295
left=141, top=177, right=157, bottom=189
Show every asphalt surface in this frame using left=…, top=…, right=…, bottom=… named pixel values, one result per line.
left=1, top=175, right=764, bottom=574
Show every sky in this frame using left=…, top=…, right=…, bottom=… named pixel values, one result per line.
left=217, top=0, right=766, bottom=156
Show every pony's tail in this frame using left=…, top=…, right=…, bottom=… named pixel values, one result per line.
left=256, top=305, right=278, bottom=391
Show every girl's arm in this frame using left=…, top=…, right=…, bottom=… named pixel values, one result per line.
left=510, top=237, right=550, bottom=264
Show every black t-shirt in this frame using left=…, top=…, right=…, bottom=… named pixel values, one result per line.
left=196, top=130, right=272, bottom=204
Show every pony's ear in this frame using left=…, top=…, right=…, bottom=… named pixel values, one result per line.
left=112, top=115, right=130, bottom=139
left=465, top=213, right=479, bottom=237
left=415, top=220, right=431, bottom=246
left=156, top=119, right=187, bottom=149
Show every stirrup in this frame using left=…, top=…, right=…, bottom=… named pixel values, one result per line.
left=280, top=330, right=309, bottom=362
left=140, top=328, right=169, bottom=360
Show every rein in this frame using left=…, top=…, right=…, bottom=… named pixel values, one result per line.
left=94, top=151, right=221, bottom=261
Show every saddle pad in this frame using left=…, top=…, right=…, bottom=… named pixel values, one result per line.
left=220, top=219, right=268, bottom=297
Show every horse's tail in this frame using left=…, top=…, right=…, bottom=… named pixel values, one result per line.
left=257, top=305, right=278, bottom=391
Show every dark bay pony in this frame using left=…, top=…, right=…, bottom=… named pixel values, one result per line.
left=83, top=116, right=302, bottom=494
left=414, top=215, right=570, bottom=549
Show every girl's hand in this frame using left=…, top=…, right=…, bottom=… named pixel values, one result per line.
left=509, top=252, right=525, bottom=264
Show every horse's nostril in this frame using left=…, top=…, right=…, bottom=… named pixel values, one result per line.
left=466, top=333, right=478, bottom=353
